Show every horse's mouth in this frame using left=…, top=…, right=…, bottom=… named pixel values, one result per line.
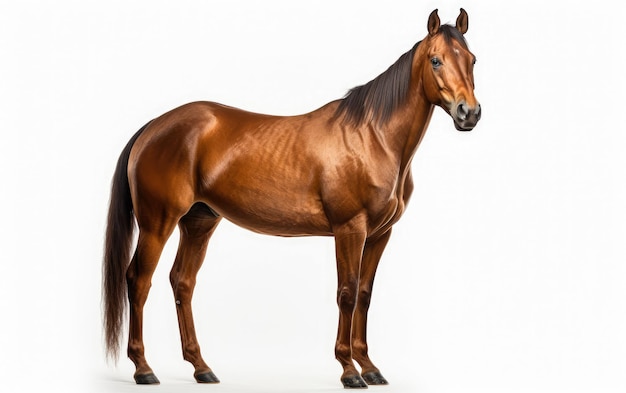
left=454, top=121, right=475, bottom=132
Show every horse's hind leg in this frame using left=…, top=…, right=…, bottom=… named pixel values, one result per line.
left=169, top=203, right=221, bottom=383
left=127, top=219, right=178, bottom=384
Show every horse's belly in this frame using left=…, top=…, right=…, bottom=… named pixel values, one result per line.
left=201, top=184, right=333, bottom=237
left=212, top=203, right=333, bottom=237
left=225, top=212, right=333, bottom=237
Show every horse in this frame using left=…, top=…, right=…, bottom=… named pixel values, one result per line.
left=103, top=8, right=480, bottom=388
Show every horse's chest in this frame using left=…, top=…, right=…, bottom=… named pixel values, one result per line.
left=367, top=170, right=413, bottom=235
left=368, top=194, right=406, bottom=236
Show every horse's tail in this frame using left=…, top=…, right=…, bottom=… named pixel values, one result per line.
left=102, top=122, right=150, bottom=362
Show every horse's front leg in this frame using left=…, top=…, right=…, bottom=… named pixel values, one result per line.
left=333, top=224, right=368, bottom=388
left=351, top=229, right=392, bottom=385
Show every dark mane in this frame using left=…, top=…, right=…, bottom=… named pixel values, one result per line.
left=335, top=25, right=468, bottom=127
left=335, top=42, right=420, bottom=127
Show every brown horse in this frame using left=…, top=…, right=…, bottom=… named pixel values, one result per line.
left=103, top=8, right=480, bottom=388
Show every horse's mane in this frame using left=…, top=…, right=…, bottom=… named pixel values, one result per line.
left=335, top=25, right=467, bottom=127
left=335, top=42, right=419, bottom=127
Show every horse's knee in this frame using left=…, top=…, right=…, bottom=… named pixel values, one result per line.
left=358, top=288, right=372, bottom=309
left=337, top=285, right=357, bottom=311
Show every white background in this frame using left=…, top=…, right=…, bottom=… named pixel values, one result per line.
left=1, top=1, right=625, bottom=392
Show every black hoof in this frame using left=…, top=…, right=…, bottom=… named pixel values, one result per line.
left=362, top=371, right=389, bottom=385
left=342, top=375, right=368, bottom=389
left=195, top=371, right=220, bottom=384
left=134, top=373, right=160, bottom=385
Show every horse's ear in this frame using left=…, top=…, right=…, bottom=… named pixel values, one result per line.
left=456, top=8, right=469, bottom=34
left=427, top=9, right=440, bottom=36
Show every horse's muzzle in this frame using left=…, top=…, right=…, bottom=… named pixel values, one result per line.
left=453, top=101, right=481, bottom=131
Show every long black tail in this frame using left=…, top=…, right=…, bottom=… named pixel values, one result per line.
left=102, top=122, right=150, bottom=361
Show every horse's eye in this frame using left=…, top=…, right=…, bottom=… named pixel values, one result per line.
left=431, top=57, right=442, bottom=69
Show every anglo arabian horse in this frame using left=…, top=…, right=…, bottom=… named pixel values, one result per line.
left=103, top=8, right=481, bottom=388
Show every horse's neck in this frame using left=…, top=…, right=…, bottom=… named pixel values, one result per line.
left=382, top=83, right=434, bottom=172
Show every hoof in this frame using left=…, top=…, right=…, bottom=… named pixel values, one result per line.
left=134, top=373, right=160, bottom=385
left=195, top=371, right=220, bottom=384
left=341, top=375, right=368, bottom=389
left=362, top=371, right=389, bottom=385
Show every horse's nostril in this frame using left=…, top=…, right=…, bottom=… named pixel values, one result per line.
left=456, top=103, right=469, bottom=121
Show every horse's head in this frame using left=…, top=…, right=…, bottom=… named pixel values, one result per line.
left=420, top=9, right=481, bottom=131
